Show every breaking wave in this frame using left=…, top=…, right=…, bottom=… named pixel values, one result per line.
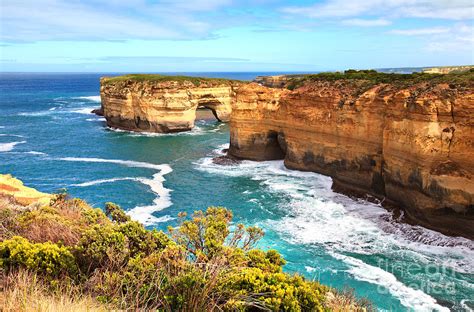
left=74, top=95, right=101, bottom=102
left=59, top=157, right=173, bottom=225
left=0, top=141, right=26, bottom=152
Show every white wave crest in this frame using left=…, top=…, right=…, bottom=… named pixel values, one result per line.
left=60, top=157, right=172, bottom=172
left=332, top=253, right=449, bottom=312
left=74, top=95, right=101, bottom=102
left=107, top=126, right=208, bottom=137
left=68, top=107, right=97, bottom=115
left=72, top=177, right=138, bottom=187
left=25, top=151, right=47, bottom=156
left=59, top=157, right=173, bottom=225
left=0, top=141, right=26, bottom=152
left=86, top=118, right=105, bottom=122
left=18, top=111, right=51, bottom=117
left=0, top=134, right=24, bottom=138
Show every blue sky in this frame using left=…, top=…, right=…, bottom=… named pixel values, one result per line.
left=1, top=0, right=473, bottom=72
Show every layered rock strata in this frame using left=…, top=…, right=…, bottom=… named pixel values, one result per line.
left=100, top=76, right=239, bottom=133
left=229, top=79, right=474, bottom=238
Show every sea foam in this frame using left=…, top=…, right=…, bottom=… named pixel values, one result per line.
left=72, top=177, right=138, bottom=187
left=0, top=134, right=24, bottom=138
left=332, top=253, right=450, bottom=312
left=195, top=143, right=472, bottom=311
left=74, top=95, right=101, bottom=102
left=25, top=151, right=47, bottom=156
left=60, top=157, right=173, bottom=225
left=0, top=141, right=26, bottom=152
left=68, top=107, right=97, bottom=115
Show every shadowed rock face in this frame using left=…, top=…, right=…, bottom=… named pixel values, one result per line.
left=100, top=78, right=239, bottom=133
left=229, top=81, right=474, bottom=238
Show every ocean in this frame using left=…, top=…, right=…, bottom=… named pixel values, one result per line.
left=0, top=72, right=473, bottom=311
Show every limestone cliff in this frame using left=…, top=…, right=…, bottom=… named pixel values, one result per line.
left=229, top=72, right=474, bottom=238
left=423, top=65, right=474, bottom=74
left=100, top=75, right=240, bottom=133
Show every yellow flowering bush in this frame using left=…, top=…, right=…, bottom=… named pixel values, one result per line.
left=0, top=236, right=77, bottom=276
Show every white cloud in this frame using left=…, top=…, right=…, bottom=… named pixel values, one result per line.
left=389, top=27, right=451, bottom=35
left=424, top=23, right=474, bottom=51
left=282, top=0, right=474, bottom=20
left=342, top=18, right=392, bottom=27
left=0, top=0, right=233, bottom=42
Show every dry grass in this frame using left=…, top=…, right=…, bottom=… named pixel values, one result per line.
left=0, top=196, right=25, bottom=241
left=0, top=194, right=101, bottom=246
left=324, top=289, right=374, bottom=312
left=1, top=270, right=108, bottom=312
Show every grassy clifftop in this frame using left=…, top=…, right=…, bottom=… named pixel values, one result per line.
left=0, top=176, right=371, bottom=311
left=101, top=74, right=239, bottom=86
left=284, top=69, right=474, bottom=90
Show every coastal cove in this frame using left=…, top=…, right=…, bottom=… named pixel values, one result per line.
left=1, top=73, right=473, bottom=311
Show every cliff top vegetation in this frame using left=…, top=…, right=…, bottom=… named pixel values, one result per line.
left=0, top=177, right=372, bottom=312
left=286, top=69, right=474, bottom=90
left=101, top=74, right=240, bottom=86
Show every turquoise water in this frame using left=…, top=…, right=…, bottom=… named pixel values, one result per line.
left=0, top=73, right=473, bottom=311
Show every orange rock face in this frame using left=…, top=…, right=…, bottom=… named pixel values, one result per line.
left=100, top=78, right=239, bottom=133
left=229, top=81, right=474, bottom=238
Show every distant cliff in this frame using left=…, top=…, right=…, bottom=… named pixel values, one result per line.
left=100, top=75, right=240, bottom=133
left=422, top=65, right=474, bottom=74
left=230, top=70, right=474, bottom=238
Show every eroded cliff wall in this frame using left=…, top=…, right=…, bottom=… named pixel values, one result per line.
left=230, top=78, right=474, bottom=238
left=100, top=76, right=239, bottom=133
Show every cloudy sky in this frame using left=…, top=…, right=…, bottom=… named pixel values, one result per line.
left=1, top=0, right=473, bottom=72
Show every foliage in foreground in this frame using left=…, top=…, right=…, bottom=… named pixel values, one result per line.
left=0, top=194, right=372, bottom=311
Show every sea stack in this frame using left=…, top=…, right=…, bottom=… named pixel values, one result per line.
left=99, top=75, right=240, bottom=133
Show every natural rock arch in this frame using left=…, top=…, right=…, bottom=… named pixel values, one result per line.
left=100, top=77, right=236, bottom=133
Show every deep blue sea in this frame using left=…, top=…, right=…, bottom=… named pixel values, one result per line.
left=0, top=73, right=473, bottom=312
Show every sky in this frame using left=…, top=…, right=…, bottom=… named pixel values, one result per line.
left=0, top=0, right=473, bottom=72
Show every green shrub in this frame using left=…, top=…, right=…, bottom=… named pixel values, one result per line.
left=117, top=221, right=171, bottom=256
left=170, top=207, right=264, bottom=261
left=246, top=249, right=286, bottom=273
left=105, top=202, right=130, bottom=223
left=0, top=236, right=77, bottom=276
left=222, top=268, right=327, bottom=311
left=76, top=204, right=171, bottom=271
left=76, top=224, right=127, bottom=270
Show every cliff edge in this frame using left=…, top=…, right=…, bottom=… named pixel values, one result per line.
left=229, top=70, right=474, bottom=238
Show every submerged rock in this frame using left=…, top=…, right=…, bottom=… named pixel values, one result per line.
left=212, top=149, right=242, bottom=166
left=91, top=107, right=104, bottom=116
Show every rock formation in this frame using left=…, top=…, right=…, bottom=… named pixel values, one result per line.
left=229, top=73, right=474, bottom=238
left=0, top=174, right=51, bottom=206
left=422, top=65, right=474, bottom=74
left=100, top=75, right=240, bottom=133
